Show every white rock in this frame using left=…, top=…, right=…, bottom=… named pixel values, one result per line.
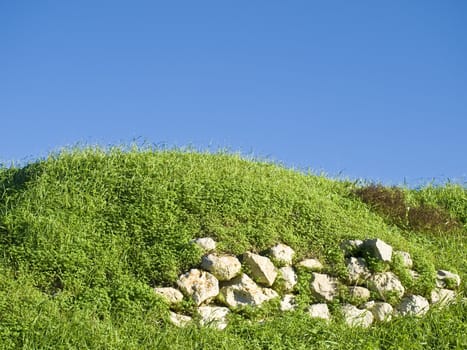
left=394, top=251, right=413, bottom=268
left=154, top=287, right=184, bottom=304
left=310, top=273, right=339, bottom=302
left=362, top=300, right=375, bottom=308
left=198, top=306, right=230, bottom=330
left=363, top=301, right=393, bottom=322
left=397, top=295, right=429, bottom=316
left=243, top=252, right=278, bottom=286
left=430, top=288, right=456, bottom=306
left=191, top=237, right=216, bottom=252
left=280, top=294, right=296, bottom=311
left=296, top=258, right=323, bottom=271
left=169, top=312, right=192, bottom=327
left=269, top=243, right=295, bottom=265
left=369, top=272, right=405, bottom=300
left=308, top=303, right=331, bottom=320
left=262, top=287, right=279, bottom=300
left=340, top=239, right=363, bottom=257
left=348, top=286, right=371, bottom=302
left=278, top=266, right=297, bottom=292
left=362, top=238, right=393, bottom=262
left=436, top=270, right=461, bottom=289
left=177, top=269, right=219, bottom=305
left=346, top=257, right=371, bottom=283
left=219, top=273, right=275, bottom=308
left=341, top=304, right=374, bottom=328
left=201, top=254, right=242, bottom=281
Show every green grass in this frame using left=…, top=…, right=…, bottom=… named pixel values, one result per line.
left=0, top=146, right=465, bottom=349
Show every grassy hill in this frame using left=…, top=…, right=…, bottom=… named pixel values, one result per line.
left=0, top=147, right=465, bottom=349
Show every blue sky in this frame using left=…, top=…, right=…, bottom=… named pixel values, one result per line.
left=1, top=1, right=466, bottom=185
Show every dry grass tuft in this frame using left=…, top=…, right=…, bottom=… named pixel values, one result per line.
left=354, top=184, right=460, bottom=233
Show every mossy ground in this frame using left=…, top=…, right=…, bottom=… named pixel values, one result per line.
left=0, top=147, right=465, bottom=349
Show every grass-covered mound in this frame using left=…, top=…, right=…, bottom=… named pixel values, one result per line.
left=0, top=147, right=465, bottom=349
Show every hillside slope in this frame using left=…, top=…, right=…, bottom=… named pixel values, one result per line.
left=0, top=148, right=465, bottom=349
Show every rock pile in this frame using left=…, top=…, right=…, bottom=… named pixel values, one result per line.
left=155, top=238, right=461, bottom=330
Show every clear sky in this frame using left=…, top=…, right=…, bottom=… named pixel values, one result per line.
left=1, top=1, right=466, bottom=185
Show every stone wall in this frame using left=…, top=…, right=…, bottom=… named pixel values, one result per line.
left=155, top=237, right=461, bottom=329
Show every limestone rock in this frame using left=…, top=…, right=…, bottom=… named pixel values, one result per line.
left=280, top=294, right=296, bottom=311
left=243, top=252, right=277, bottom=286
left=348, top=286, right=371, bottom=303
left=363, top=301, right=393, bottom=322
left=297, top=259, right=324, bottom=271
left=269, top=243, right=295, bottom=266
left=340, top=239, right=363, bottom=257
left=308, top=303, right=331, bottom=320
left=154, top=287, right=184, bottom=304
left=296, top=258, right=323, bottom=271
left=430, top=288, right=456, bottom=306
left=362, top=238, right=393, bottom=262
left=169, top=312, right=192, bottom=327
left=177, top=269, right=219, bottom=305
left=198, top=306, right=230, bottom=330
left=219, top=273, right=276, bottom=308
left=436, top=270, right=461, bottom=289
left=310, top=273, right=338, bottom=302
left=362, top=300, right=374, bottom=308
left=191, top=237, right=216, bottom=252
left=341, top=304, right=374, bottom=328
left=278, top=266, right=297, bottom=292
left=369, top=272, right=405, bottom=300
left=394, top=251, right=413, bottom=269
left=397, top=295, right=429, bottom=316
left=262, top=287, right=279, bottom=301
left=346, top=257, right=371, bottom=283
left=201, top=254, right=242, bottom=281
